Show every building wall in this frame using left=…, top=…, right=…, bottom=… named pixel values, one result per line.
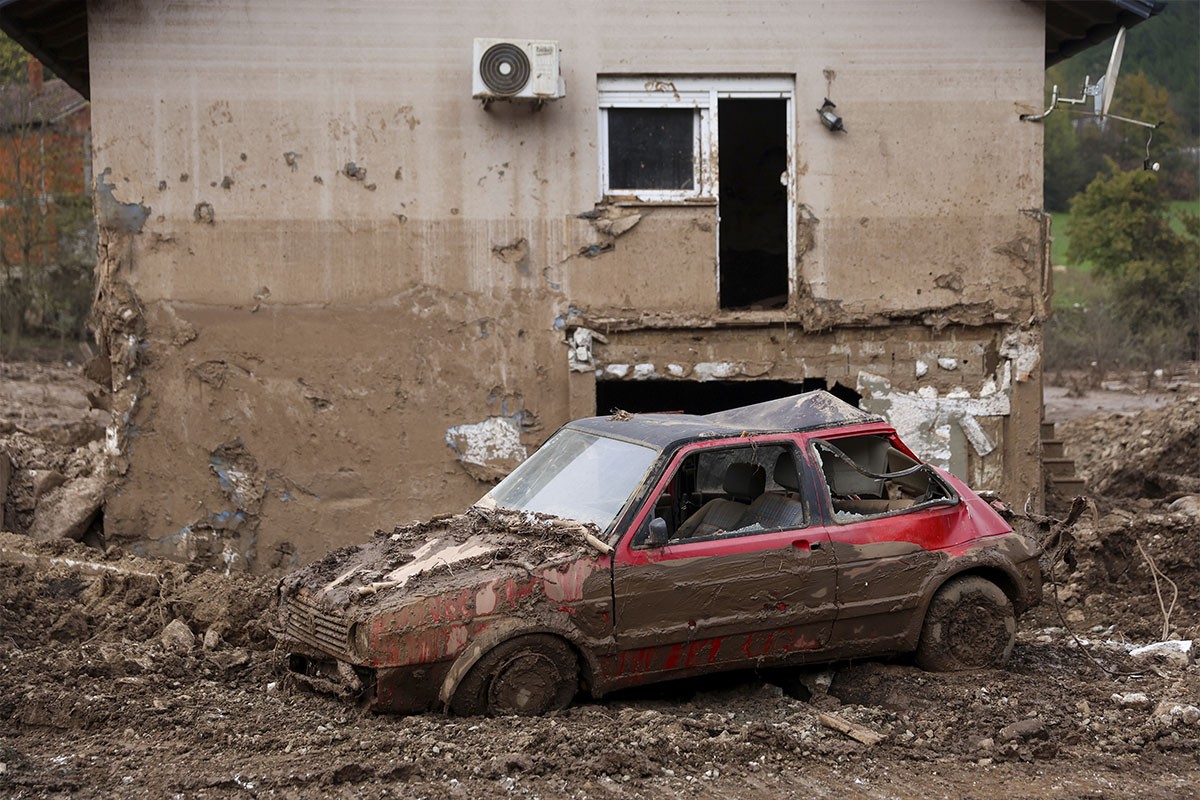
left=87, top=0, right=1048, bottom=571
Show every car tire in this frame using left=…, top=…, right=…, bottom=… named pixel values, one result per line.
left=915, top=575, right=1015, bottom=672
left=450, top=634, right=578, bottom=716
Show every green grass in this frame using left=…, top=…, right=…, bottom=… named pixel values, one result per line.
left=1049, top=197, right=1198, bottom=310
left=1048, top=209, right=1078, bottom=271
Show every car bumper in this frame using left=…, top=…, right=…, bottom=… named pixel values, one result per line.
left=285, top=648, right=454, bottom=714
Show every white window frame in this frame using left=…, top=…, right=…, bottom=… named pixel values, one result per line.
left=598, top=76, right=797, bottom=306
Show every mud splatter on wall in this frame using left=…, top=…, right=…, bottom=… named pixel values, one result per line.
left=86, top=1, right=1047, bottom=570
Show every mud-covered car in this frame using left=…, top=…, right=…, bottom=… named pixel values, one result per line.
left=276, top=391, right=1043, bottom=715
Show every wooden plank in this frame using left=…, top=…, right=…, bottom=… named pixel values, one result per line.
left=817, top=711, right=885, bottom=746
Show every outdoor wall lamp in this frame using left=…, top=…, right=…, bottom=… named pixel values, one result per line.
left=817, top=98, right=845, bottom=133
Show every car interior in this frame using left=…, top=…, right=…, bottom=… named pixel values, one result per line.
left=813, top=434, right=956, bottom=519
left=642, top=444, right=808, bottom=544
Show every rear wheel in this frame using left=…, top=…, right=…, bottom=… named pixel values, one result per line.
left=915, top=576, right=1015, bottom=671
left=450, top=634, right=578, bottom=716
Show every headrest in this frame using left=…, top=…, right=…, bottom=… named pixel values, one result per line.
left=723, top=462, right=765, bottom=500
left=774, top=452, right=801, bottom=492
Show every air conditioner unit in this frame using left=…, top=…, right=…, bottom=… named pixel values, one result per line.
left=472, top=39, right=564, bottom=102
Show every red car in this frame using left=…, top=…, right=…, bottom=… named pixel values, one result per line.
left=276, top=391, right=1042, bottom=715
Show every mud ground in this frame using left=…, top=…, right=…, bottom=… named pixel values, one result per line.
left=2, top=363, right=1199, bottom=799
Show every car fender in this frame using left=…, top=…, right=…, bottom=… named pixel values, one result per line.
left=905, top=549, right=1032, bottom=648
left=437, top=618, right=604, bottom=708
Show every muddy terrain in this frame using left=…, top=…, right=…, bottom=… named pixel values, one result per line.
left=1, top=364, right=1198, bottom=798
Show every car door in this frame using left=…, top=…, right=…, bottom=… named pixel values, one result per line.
left=604, top=437, right=837, bottom=687
left=802, top=429, right=965, bottom=653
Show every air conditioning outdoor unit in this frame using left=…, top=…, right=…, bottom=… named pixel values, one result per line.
left=472, top=39, right=564, bottom=102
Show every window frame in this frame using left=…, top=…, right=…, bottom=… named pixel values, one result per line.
left=598, top=88, right=712, bottom=202
left=597, top=76, right=794, bottom=205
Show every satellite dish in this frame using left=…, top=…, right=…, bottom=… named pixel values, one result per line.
left=1021, top=24, right=1160, bottom=142
left=1099, top=27, right=1126, bottom=117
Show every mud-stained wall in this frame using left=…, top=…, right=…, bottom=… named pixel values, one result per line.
left=86, top=1, right=1048, bottom=570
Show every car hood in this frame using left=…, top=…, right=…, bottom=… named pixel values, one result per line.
left=278, top=510, right=598, bottom=613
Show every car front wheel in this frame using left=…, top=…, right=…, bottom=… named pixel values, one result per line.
left=915, top=575, right=1015, bottom=671
left=450, top=634, right=578, bottom=716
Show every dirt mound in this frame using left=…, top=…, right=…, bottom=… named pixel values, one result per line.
left=3, top=526, right=1199, bottom=798
left=1060, top=393, right=1200, bottom=502
left=0, top=532, right=275, bottom=649
left=1052, top=507, right=1200, bottom=642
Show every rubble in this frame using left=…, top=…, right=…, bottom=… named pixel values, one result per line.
left=1059, top=393, right=1200, bottom=502
left=1, top=365, right=1198, bottom=796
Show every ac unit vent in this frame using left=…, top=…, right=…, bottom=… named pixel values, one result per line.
left=472, top=39, right=564, bottom=102
left=479, top=42, right=531, bottom=96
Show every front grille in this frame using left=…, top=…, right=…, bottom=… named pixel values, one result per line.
left=282, top=591, right=351, bottom=658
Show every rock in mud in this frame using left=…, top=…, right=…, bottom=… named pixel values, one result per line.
left=1129, top=639, right=1193, bottom=667
left=161, top=619, right=196, bottom=652
left=28, top=476, right=106, bottom=542
left=997, top=718, right=1046, bottom=743
left=1112, top=692, right=1153, bottom=709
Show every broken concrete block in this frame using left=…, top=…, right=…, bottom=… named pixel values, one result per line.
left=161, top=618, right=196, bottom=652
left=30, top=470, right=67, bottom=502
left=203, top=627, right=223, bottom=651
left=1112, top=692, right=1152, bottom=709
left=1129, top=639, right=1193, bottom=667
left=28, top=476, right=106, bottom=542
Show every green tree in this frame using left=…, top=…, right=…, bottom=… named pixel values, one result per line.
left=1067, top=164, right=1200, bottom=362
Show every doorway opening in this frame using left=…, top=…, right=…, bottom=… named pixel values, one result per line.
left=718, top=98, right=789, bottom=310
left=595, top=378, right=861, bottom=417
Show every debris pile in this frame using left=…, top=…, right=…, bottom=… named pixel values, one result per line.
left=0, top=362, right=110, bottom=544
left=1060, top=393, right=1200, bottom=502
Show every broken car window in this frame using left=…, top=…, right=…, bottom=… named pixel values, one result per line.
left=607, top=108, right=695, bottom=191
left=636, top=443, right=807, bottom=546
left=478, top=429, right=658, bottom=533
left=813, top=435, right=957, bottom=522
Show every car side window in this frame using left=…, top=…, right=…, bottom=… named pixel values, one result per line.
left=813, top=435, right=958, bottom=522
left=634, top=442, right=808, bottom=547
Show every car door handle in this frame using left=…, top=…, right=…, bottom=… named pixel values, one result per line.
left=792, top=539, right=820, bottom=552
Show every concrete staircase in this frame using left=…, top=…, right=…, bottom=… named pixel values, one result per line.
left=1041, top=420, right=1087, bottom=495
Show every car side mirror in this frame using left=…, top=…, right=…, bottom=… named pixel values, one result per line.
left=645, top=517, right=670, bottom=548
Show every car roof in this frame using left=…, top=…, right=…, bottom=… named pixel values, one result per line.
left=567, top=390, right=885, bottom=449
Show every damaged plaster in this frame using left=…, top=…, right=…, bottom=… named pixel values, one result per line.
left=858, top=365, right=1011, bottom=477
left=445, top=417, right=528, bottom=483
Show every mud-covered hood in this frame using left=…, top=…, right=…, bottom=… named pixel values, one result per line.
left=278, top=511, right=598, bottom=613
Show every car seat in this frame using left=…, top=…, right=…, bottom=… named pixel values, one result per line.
left=673, top=462, right=765, bottom=539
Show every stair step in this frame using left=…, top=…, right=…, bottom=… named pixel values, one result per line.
left=1041, top=421, right=1057, bottom=439
left=1043, top=457, right=1078, bottom=477
left=1051, top=476, right=1088, bottom=493
left=1042, top=440, right=1066, bottom=459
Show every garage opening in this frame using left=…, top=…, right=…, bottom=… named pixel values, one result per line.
left=595, top=379, right=861, bottom=417
left=718, top=98, right=789, bottom=311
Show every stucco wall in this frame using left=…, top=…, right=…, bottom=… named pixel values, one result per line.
left=86, top=0, right=1048, bottom=570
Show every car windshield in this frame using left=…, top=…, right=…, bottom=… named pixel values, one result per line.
left=476, top=428, right=659, bottom=532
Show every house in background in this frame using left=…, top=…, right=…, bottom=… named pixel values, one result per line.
left=0, top=51, right=92, bottom=338
left=0, top=0, right=1162, bottom=571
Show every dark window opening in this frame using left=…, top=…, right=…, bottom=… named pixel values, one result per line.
left=607, top=108, right=695, bottom=191
left=718, top=98, right=788, bottom=310
left=596, top=378, right=859, bottom=417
